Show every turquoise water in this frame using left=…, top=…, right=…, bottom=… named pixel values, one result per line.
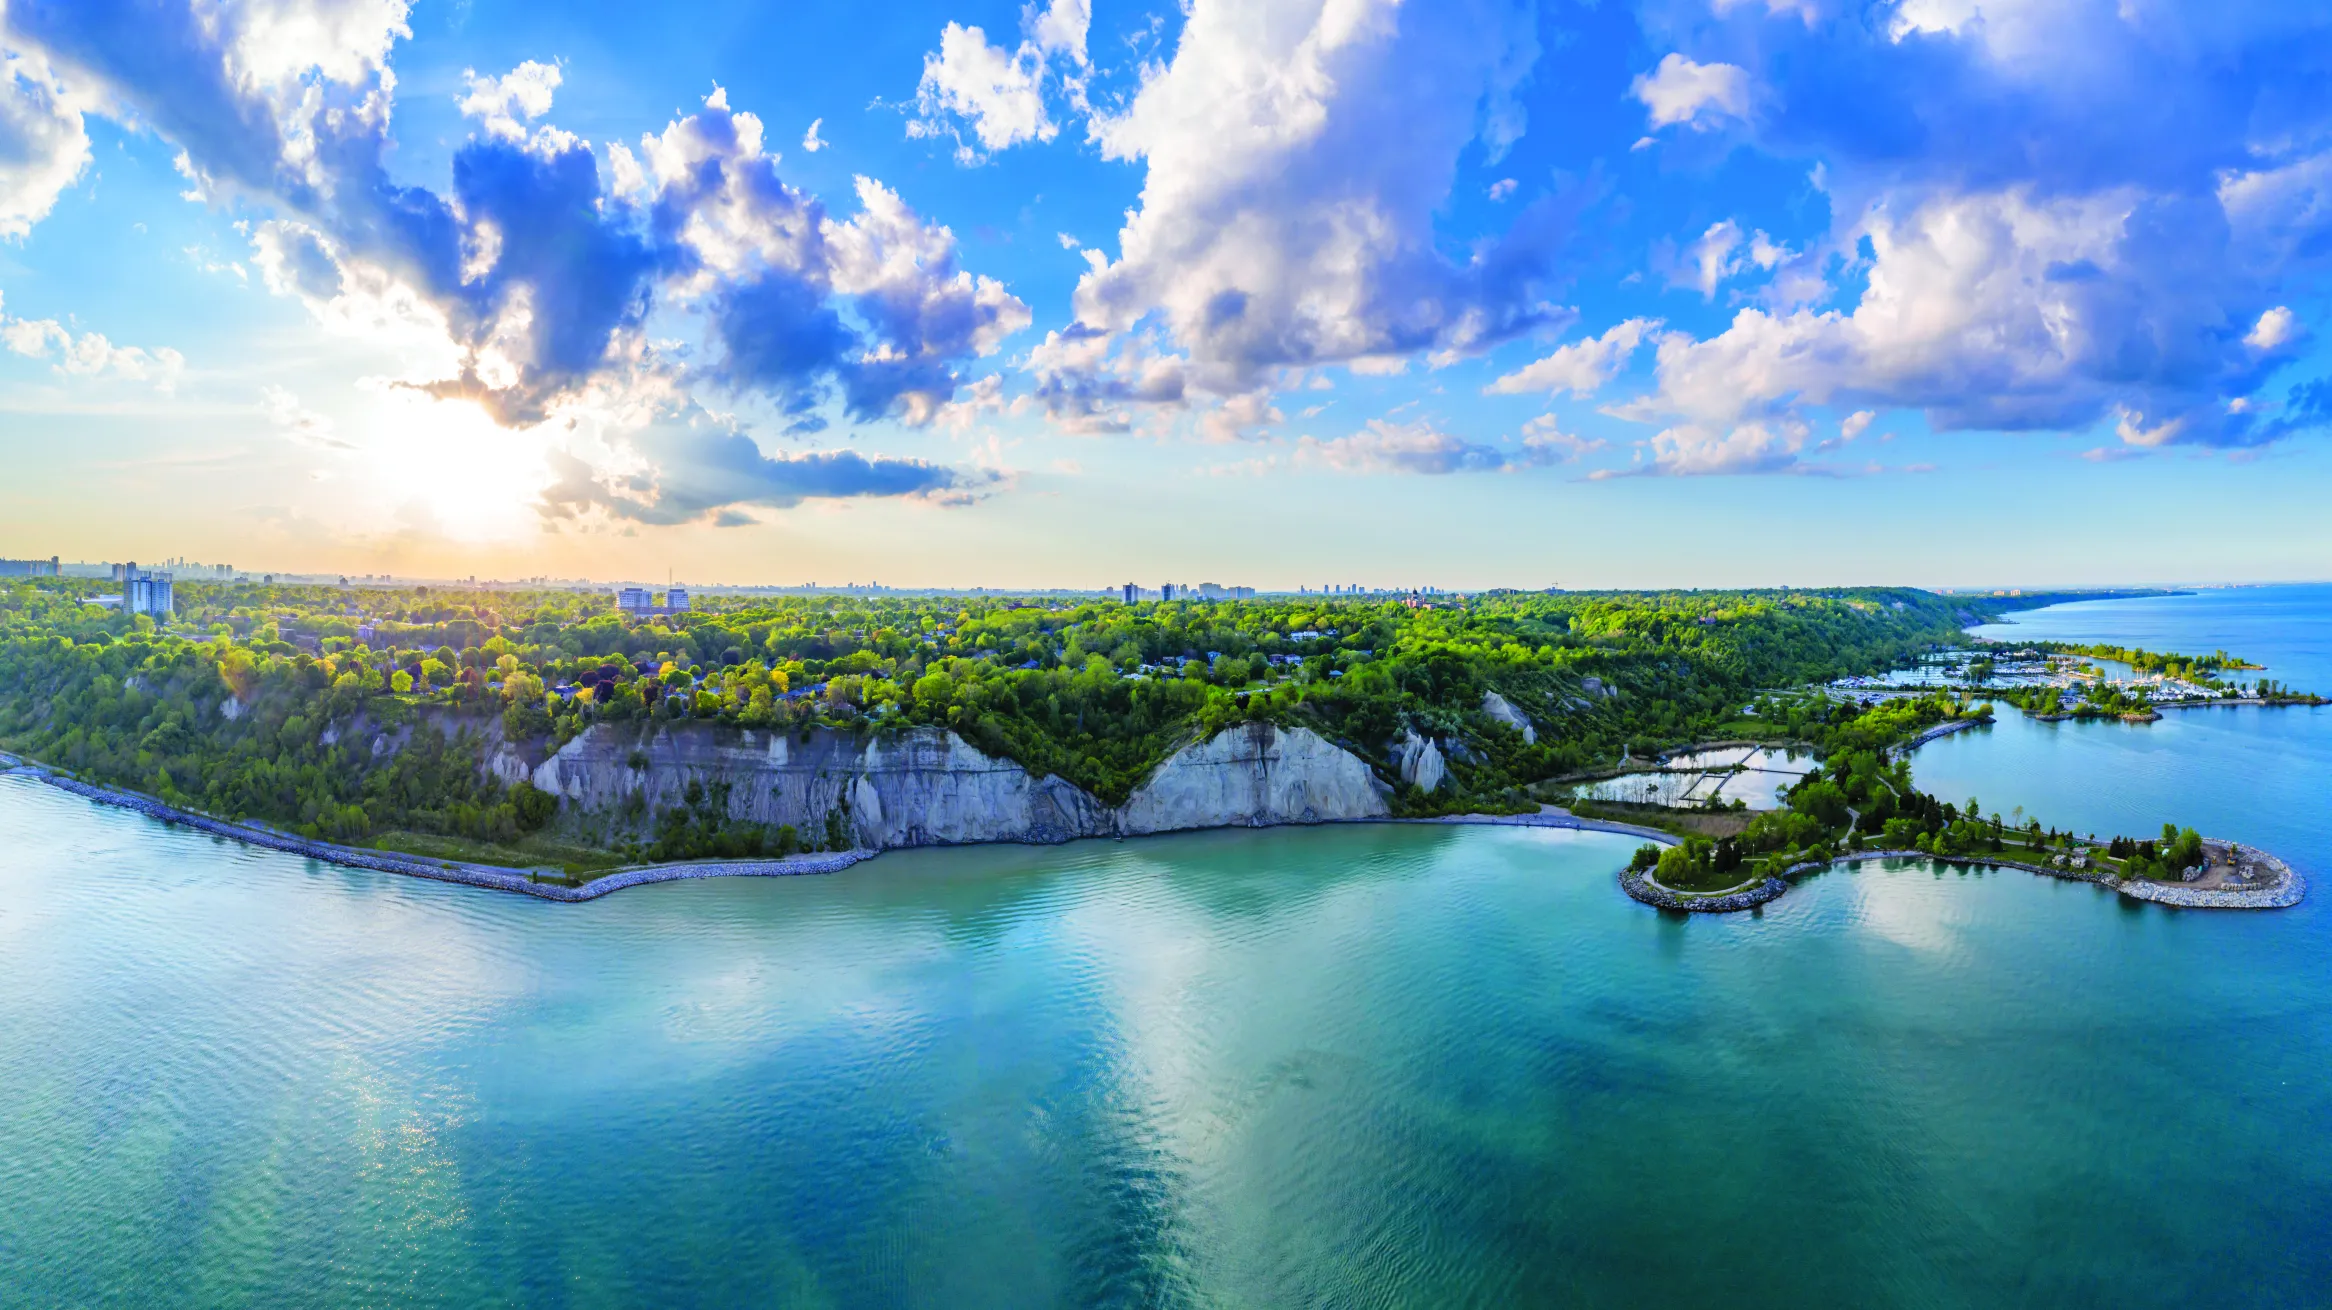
left=6, top=584, right=2332, bottom=1306
left=6, top=780, right=2332, bottom=1305
left=1971, top=583, right=2332, bottom=688
left=1937, top=585, right=2332, bottom=872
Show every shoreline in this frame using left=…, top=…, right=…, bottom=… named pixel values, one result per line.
left=1623, top=846, right=2305, bottom=916
left=1889, top=717, right=1989, bottom=755
left=1, top=762, right=871, bottom=902
left=2013, top=696, right=2325, bottom=724
left=6, top=756, right=2299, bottom=914
left=0, top=759, right=1679, bottom=904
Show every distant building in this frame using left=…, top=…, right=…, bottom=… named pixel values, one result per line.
left=1160, top=582, right=1176, bottom=602
left=120, top=563, right=174, bottom=618
left=1123, top=583, right=1138, bottom=604
left=0, top=556, right=60, bottom=577
left=616, top=585, right=691, bottom=618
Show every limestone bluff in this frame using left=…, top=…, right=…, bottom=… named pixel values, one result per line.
left=485, top=718, right=1396, bottom=849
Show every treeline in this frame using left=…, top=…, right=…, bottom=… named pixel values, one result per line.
left=0, top=578, right=1991, bottom=851
left=2039, top=642, right=2258, bottom=680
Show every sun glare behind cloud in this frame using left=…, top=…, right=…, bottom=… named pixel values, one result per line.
left=358, top=393, right=554, bottom=542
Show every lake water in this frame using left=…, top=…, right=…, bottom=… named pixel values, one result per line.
left=1935, top=584, right=2332, bottom=860
left=6, top=586, right=2332, bottom=1305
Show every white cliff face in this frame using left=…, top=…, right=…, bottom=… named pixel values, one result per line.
left=1481, top=691, right=1537, bottom=744
left=1393, top=728, right=1447, bottom=794
left=1117, top=722, right=1392, bottom=834
left=530, top=722, right=1110, bottom=848
left=524, top=719, right=1390, bottom=850
left=846, top=729, right=1111, bottom=846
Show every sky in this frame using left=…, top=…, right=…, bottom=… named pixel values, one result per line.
left=1, top=0, right=2329, bottom=590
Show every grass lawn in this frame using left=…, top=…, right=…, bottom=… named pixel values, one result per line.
left=370, top=829, right=628, bottom=875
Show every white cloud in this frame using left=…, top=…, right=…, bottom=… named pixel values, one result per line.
left=458, top=60, right=561, bottom=141
left=1631, top=54, right=1750, bottom=131
left=1680, top=221, right=1741, bottom=298
left=1071, top=0, right=1557, bottom=403
left=2220, top=151, right=2332, bottom=267
left=261, top=384, right=350, bottom=447
left=1664, top=220, right=1795, bottom=299
left=1298, top=419, right=1512, bottom=474
left=1487, top=177, right=1517, bottom=202
left=1609, top=420, right=1807, bottom=478
left=540, top=405, right=1000, bottom=525
left=247, top=219, right=464, bottom=374
left=1022, top=326, right=1189, bottom=433
left=1516, top=414, right=1607, bottom=462
left=2111, top=404, right=2185, bottom=448
left=1487, top=318, right=1656, bottom=396
left=173, top=0, right=412, bottom=195
left=1840, top=409, right=1875, bottom=439
left=1297, top=416, right=1570, bottom=475
left=0, top=293, right=185, bottom=389
left=905, top=0, right=1091, bottom=161
left=1625, top=0, right=2332, bottom=460
left=221, top=0, right=412, bottom=88
left=801, top=117, right=826, bottom=152
left=1028, top=0, right=1091, bottom=65
left=1199, top=389, right=1282, bottom=442
left=910, top=22, right=1055, bottom=159
left=1613, top=184, right=2322, bottom=467
left=0, top=1, right=1027, bottom=525
left=820, top=174, right=1032, bottom=421
left=0, top=47, right=88, bottom=240
left=2244, top=305, right=2297, bottom=352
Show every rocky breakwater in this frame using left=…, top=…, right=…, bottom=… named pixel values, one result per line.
left=530, top=719, right=1392, bottom=850
left=1620, top=865, right=1787, bottom=913
left=1892, top=717, right=1988, bottom=756
left=2117, top=846, right=2305, bottom=909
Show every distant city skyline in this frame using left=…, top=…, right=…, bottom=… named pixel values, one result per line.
left=9, top=548, right=2307, bottom=600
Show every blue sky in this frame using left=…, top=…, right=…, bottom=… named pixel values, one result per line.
left=2, top=0, right=2330, bottom=588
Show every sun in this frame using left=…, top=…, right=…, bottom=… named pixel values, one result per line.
left=357, top=392, right=555, bottom=542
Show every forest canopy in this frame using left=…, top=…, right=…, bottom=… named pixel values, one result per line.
left=0, top=579, right=2015, bottom=856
